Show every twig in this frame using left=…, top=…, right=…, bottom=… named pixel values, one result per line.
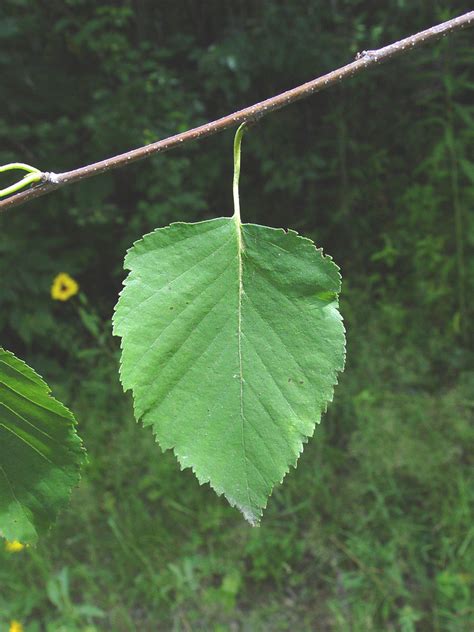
left=1, top=10, right=473, bottom=213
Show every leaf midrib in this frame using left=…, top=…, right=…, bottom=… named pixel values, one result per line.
left=234, top=218, right=252, bottom=514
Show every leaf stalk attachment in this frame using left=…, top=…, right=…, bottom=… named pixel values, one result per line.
left=0, top=163, right=43, bottom=198
left=233, top=123, right=247, bottom=223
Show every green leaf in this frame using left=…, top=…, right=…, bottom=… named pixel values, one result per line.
left=114, top=218, right=345, bottom=524
left=0, top=349, right=85, bottom=544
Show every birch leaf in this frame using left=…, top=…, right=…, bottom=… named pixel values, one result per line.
left=0, top=349, right=85, bottom=543
left=114, top=217, right=345, bottom=524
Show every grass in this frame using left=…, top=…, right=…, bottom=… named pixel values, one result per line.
left=0, top=299, right=472, bottom=631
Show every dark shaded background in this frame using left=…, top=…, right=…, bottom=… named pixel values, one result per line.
left=1, top=1, right=473, bottom=630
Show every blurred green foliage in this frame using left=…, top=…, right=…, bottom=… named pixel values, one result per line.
left=0, top=1, right=473, bottom=630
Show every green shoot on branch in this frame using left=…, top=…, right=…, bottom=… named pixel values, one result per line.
left=0, top=163, right=42, bottom=198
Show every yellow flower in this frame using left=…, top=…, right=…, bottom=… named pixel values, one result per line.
left=9, top=621, right=23, bottom=632
left=51, top=273, right=79, bottom=301
left=5, top=540, right=25, bottom=553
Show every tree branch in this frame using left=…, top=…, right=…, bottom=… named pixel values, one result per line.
left=1, top=10, right=473, bottom=213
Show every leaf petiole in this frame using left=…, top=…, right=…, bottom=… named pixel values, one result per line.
left=0, top=162, right=43, bottom=198
left=233, top=123, right=247, bottom=223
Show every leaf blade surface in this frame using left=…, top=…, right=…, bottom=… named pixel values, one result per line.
left=0, top=349, right=85, bottom=543
left=114, top=218, right=345, bottom=523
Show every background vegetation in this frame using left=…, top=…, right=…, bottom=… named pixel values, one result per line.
left=1, top=1, right=473, bottom=630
